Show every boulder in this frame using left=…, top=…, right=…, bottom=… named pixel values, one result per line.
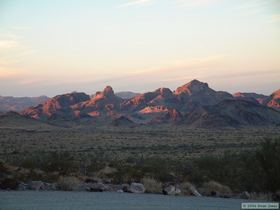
left=128, top=183, right=145, bottom=193
left=163, top=183, right=181, bottom=195
left=86, top=182, right=109, bottom=192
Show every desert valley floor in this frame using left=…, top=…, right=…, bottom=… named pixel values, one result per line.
left=1, top=122, right=280, bottom=162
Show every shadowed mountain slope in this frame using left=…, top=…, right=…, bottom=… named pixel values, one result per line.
left=0, top=96, right=49, bottom=112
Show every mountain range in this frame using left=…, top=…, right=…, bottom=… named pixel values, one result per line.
left=0, top=96, right=49, bottom=112
left=1, top=80, right=280, bottom=128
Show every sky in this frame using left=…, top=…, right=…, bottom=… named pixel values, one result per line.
left=0, top=0, right=279, bottom=97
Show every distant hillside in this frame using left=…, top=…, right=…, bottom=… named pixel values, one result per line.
left=20, top=80, right=280, bottom=128
left=115, top=91, right=139, bottom=99
left=233, top=92, right=269, bottom=104
left=0, top=95, right=49, bottom=112
left=0, top=111, right=55, bottom=129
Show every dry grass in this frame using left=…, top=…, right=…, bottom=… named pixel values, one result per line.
left=180, top=182, right=197, bottom=195
left=201, top=181, right=232, bottom=196
left=57, top=176, right=81, bottom=191
left=141, top=177, right=162, bottom=193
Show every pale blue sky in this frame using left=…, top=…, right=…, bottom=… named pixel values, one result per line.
left=0, top=0, right=279, bottom=96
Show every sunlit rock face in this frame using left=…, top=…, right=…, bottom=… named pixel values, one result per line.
left=22, top=92, right=90, bottom=120
left=266, top=89, right=280, bottom=111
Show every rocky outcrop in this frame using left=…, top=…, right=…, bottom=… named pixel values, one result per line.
left=266, top=89, right=280, bottom=111
left=73, top=86, right=123, bottom=119
left=22, top=92, right=90, bottom=120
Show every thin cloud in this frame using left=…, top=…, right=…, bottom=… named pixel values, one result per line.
left=133, top=55, right=226, bottom=75
left=176, top=0, right=221, bottom=8
left=0, top=39, right=19, bottom=50
left=267, top=14, right=280, bottom=23
left=19, top=79, right=45, bottom=86
left=233, top=0, right=271, bottom=16
left=0, top=69, right=24, bottom=79
left=118, top=0, right=154, bottom=8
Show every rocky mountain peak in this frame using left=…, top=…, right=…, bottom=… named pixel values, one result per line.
left=266, top=89, right=280, bottom=111
left=103, top=86, right=114, bottom=97
left=175, top=79, right=209, bottom=95
left=271, top=89, right=280, bottom=98
left=156, top=88, right=173, bottom=98
left=95, top=86, right=115, bottom=99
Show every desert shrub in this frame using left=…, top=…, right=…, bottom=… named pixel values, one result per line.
left=141, top=177, right=162, bottom=193
left=188, top=138, right=280, bottom=193
left=0, top=178, right=19, bottom=190
left=180, top=182, right=198, bottom=195
left=57, top=176, right=81, bottom=191
left=96, top=166, right=117, bottom=178
left=14, top=152, right=78, bottom=175
left=0, top=160, right=9, bottom=173
left=136, top=157, right=179, bottom=182
left=43, top=152, right=78, bottom=175
left=256, top=138, right=280, bottom=192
